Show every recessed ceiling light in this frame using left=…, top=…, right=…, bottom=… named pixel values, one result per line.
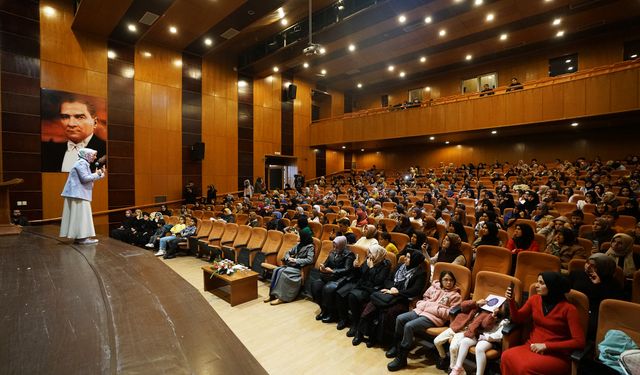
left=552, top=18, right=562, bottom=26
left=474, top=0, right=484, bottom=5
left=127, top=24, right=137, bottom=32
left=567, top=66, right=574, bottom=71
left=424, top=16, right=432, bottom=24
left=169, top=26, right=178, bottom=34
left=303, top=62, right=309, bottom=68
left=491, top=130, right=497, bottom=134
left=173, top=59, right=182, bottom=67
left=319, top=47, right=326, bottom=54
left=204, top=38, right=213, bottom=46
left=420, top=56, right=427, bottom=63
left=399, top=71, right=405, bottom=78
left=360, top=148, right=365, bottom=152
left=631, top=54, right=638, bottom=59
left=238, top=80, right=248, bottom=88
left=341, top=146, right=346, bottom=149
left=571, top=122, right=579, bottom=127
left=556, top=30, right=565, bottom=37
left=439, top=29, right=447, bottom=37
left=357, top=83, right=363, bottom=88
left=486, top=13, right=494, bottom=22
left=445, top=141, right=450, bottom=144
left=500, top=33, right=508, bottom=41
left=107, top=50, right=116, bottom=59
left=277, top=7, right=285, bottom=18
left=122, top=68, right=134, bottom=78
left=42, top=6, right=56, bottom=17
left=388, top=65, right=395, bottom=72
left=280, top=18, right=288, bottom=26
left=348, top=44, right=356, bottom=52
left=429, top=136, right=435, bottom=140
left=565, top=59, right=571, bottom=63
left=321, top=69, right=327, bottom=75
left=465, top=54, right=473, bottom=61
left=424, top=86, right=431, bottom=91
left=398, top=15, right=406, bottom=23
left=142, top=51, right=152, bottom=57
left=273, top=66, right=279, bottom=72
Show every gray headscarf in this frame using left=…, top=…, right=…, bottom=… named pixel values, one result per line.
left=78, top=148, right=97, bottom=161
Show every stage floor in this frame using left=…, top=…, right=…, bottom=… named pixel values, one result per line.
left=0, top=226, right=266, bottom=375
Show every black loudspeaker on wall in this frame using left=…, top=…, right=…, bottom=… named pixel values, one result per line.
left=287, top=84, right=297, bottom=100
left=190, top=142, right=205, bottom=161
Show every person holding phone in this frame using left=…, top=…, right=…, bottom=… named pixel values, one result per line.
left=59, top=148, right=106, bottom=244
left=501, top=272, right=585, bottom=375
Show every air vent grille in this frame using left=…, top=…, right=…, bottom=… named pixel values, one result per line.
left=221, top=28, right=240, bottom=39
left=139, top=12, right=159, bottom=26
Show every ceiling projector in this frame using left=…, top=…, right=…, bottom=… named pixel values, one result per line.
left=304, top=43, right=323, bottom=56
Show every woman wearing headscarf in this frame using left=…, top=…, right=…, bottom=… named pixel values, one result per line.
left=569, top=254, right=624, bottom=339
left=392, top=215, right=415, bottom=237
left=354, top=250, right=427, bottom=347
left=353, top=208, right=369, bottom=228
left=431, top=233, right=466, bottom=266
left=501, top=272, right=585, bottom=375
left=266, top=211, right=286, bottom=232
left=243, top=179, right=253, bottom=198
left=545, top=227, right=588, bottom=270
left=264, top=229, right=315, bottom=305
left=60, top=148, right=106, bottom=244
left=312, top=236, right=356, bottom=322
left=336, top=244, right=390, bottom=334
left=399, top=231, right=427, bottom=258
left=448, top=220, right=468, bottom=243
left=585, top=217, right=616, bottom=253
left=605, top=233, right=640, bottom=278
left=472, top=221, right=501, bottom=249
left=506, top=224, right=539, bottom=255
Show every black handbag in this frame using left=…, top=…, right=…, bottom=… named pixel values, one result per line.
left=369, top=291, right=399, bottom=308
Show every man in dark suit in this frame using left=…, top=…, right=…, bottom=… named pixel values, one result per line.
left=42, top=96, right=106, bottom=172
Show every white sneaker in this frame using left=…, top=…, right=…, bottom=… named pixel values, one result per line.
left=154, top=250, right=166, bottom=257
left=77, top=238, right=99, bottom=245
left=145, top=243, right=154, bottom=248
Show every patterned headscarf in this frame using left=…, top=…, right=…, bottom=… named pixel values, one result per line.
left=78, top=148, right=97, bottom=161
left=368, top=244, right=387, bottom=265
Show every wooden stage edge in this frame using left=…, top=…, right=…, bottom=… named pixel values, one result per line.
left=0, top=225, right=267, bottom=375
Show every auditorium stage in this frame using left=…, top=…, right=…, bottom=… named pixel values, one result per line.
left=0, top=226, right=267, bottom=375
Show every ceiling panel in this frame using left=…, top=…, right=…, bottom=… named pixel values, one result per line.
left=71, top=0, right=134, bottom=37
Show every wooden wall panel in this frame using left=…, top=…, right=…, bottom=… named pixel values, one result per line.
left=610, top=69, right=639, bottom=113
left=202, top=57, right=237, bottom=194
left=294, top=78, right=314, bottom=179
left=253, top=75, right=281, bottom=179
left=134, top=45, right=182, bottom=205
left=325, top=150, right=344, bottom=175
left=563, top=80, right=586, bottom=118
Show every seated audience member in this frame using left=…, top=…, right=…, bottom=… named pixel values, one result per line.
left=145, top=212, right=169, bottom=249
left=585, top=217, right=616, bottom=253
left=474, top=211, right=501, bottom=237
left=620, top=199, right=640, bottom=221
left=506, top=223, right=539, bottom=256
left=154, top=216, right=187, bottom=257
left=431, top=233, right=466, bottom=266
left=505, top=77, right=524, bottom=92
left=266, top=211, right=287, bottom=232
left=247, top=211, right=260, bottom=227
left=312, top=236, right=356, bottom=323
left=330, top=218, right=357, bottom=244
left=133, top=212, right=156, bottom=246
left=337, top=244, right=391, bottom=334
left=569, top=253, right=624, bottom=339
left=538, top=216, right=570, bottom=247
left=545, top=227, right=588, bottom=269
left=433, top=208, right=448, bottom=228
left=386, top=271, right=461, bottom=372
left=479, top=83, right=494, bottom=97
left=354, top=250, right=427, bottom=348
left=352, top=208, right=369, bottom=228
left=11, top=209, right=29, bottom=226
left=218, top=208, right=235, bottom=223
left=400, top=231, right=427, bottom=257
left=448, top=220, right=468, bottom=243
left=264, top=229, right=315, bottom=305
left=605, top=233, right=640, bottom=278
left=379, top=231, right=399, bottom=255
left=111, top=209, right=134, bottom=241
left=472, top=221, right=501, bottom=249
left=393, top=215, right=415, bottom=237
left=503, top=203, right=527, bottom=228
left=423, top=216, right=439, bottom=239
left=501, top=272, right=585, bottom=375
left=355, top=225, right=379, bottom=248
left=569, top=210, right=584, bottom=237
left=159, top=204, right=172, bottom=217
left=162, top=216, right=197, bottom=259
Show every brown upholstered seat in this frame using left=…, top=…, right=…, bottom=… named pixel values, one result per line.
left=472, top=246, right=512, bottom=291
left=198, top=220, right=225, bottom=257
left=307, top=221, right=323, bottom=239
left=320, top=224, right=338, bottom=241
left=514, top=251, right=561, bottom=293
left=261, top=232, right=299, bottom=272
left=236, top=227, right=268, bottom=267
left=424, top=262, right=472, bottom=337
left=389, top=232, right=410, bottom=253
left=222, top=224, right=252, bottom=261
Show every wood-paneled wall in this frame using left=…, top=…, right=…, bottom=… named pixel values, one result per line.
left=354, top=125, right=640, bottom=171
left=294, top=78, right=315, bottom=179
left=353, top=29, right=635, bottom=110
left=310, top=64, right=640, bottom=146
left=253, top=75, right=282, bottom=180
left=326, top=150, right=344, bottom=175
left=134, top=43, right=182, bottom=204
left=201, top=56, right=237, bottom=194
left=39, top=0, right=108, bottom=229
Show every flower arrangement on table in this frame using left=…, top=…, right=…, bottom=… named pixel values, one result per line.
left=209, top=258, right=248, bottom=276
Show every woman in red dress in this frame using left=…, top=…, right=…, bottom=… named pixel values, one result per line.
left=501, top=271, right=585, bottom=375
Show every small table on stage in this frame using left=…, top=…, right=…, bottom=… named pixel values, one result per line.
left=201, top=266, right=259, bottom=306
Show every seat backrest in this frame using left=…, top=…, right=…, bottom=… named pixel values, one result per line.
left=567, top=258, right=586, bottom=274
left=432, top=262, right=472, bottom=300
left=436, top=224, right=446, bottom=240
left=427, top=236, right=439, bottom=257
left=348, top=245, right=368, bottom=267
left=507, top=219, right=536, bottom=238
left=315, top=240, right=334, bottom=268
left=533, top=233, right=547, bottom=251
left=220, top=223, right=238, bottom=243
left=463, top=225, right=475, bottom=244
left=236, top=213, right=248, bottom=226
left=583, top=213, right=596, bottom=225
left=196, top=220, right=213, bottom=238
left=514, top=251, right=561, bottom=291
left=351, top=226, right=362, bottom=241
left=633, top=270, right=640, bottom=304
left=380, top=218, right=398, bottom=232
left=321, top=224, right=338, bottom=241
left=556, top=202, right=578, bottom=215
left=389, top=232, right=410, bottom=252
left=308, top=221, right=323, bottom=238
left=616, top=215, right=638, bottom=229
left=460, top=242, right=473, bottom=269
left=246, top=227, right=267, bottom=249
left=472, top=246, right=513, bottom=290
left=475, top=271, right=523, bottom=305
left=385, top=251, right=398, bottom=272
left=596, top=299, right=640, bottom=357
left=497, top=229, right=508, bottom=246
left=276, top=232, right=300, bottom=266
left=565, top=289, right=590, bottom=340
left=261, top=230, right=284, bottom=254
left=382, top=202, right=397, bottom=211
left=192, top=210, right=204, bottom=219
left=325, top=213, right=338, bottom=224
left=233, top=225, right=252, bottom=247
left=208, top=221, right=225, bottom=240
left=577, top=238, right=594, bottom=256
